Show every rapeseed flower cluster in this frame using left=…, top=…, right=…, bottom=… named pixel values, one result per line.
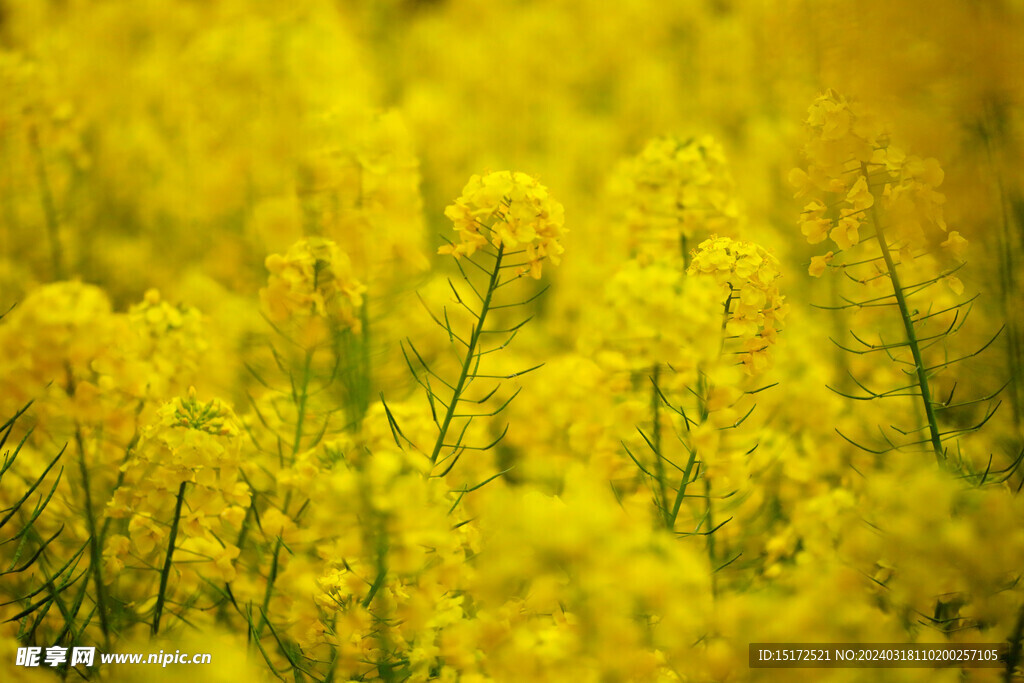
left=613, top=135, right=740, bottom=256
left=592, top=255, right=720, bottom=372
left=793, top=90, right=959, bottom=271
left=439, top=171, right=566, bottom=279
left=0, top=2, right=1022, bottom=682
left=105, top=390, right=248, bottom=589
left=688, top=236, right=788, bottom=374
left=261, top=237, right=366, bottom=330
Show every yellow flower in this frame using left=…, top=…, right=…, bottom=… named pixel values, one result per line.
left=829, top=216, right=860, bottom=250
left=688, top=236, right=787, bottom=374
left=178, top=537, right=242, bottom=582
left=943, top=275, right=965, bottom=295
left=800, top=218, right=830, bottom=244
left=806, top=90, right=852, bottom=140
left=941, top=230, right=968, bottom=257
left=128, top=515, right=165, bottom=556
left=102, top=535, right=132, bottom=579
left=797, top=90, right=876, bottom=193
left=808, top=252, right=835, bottom=278
left=592, top=255, right=720, bottom=372
left=124, top=289, right=207, bottom=399
left=440, top=171, right=566, bottom=279
left=845, top=175, right=874, bottom=212
left=111, top=389, right=247, bottom=567
left=787, top=167, right=813, bottom=198
left=260, top=507, right=297, bottom=540
left=799, top=200, right=830, bottom=244
left=614, top=135, right=740, bottom=252
left=260, top=237, right=366, bottom=330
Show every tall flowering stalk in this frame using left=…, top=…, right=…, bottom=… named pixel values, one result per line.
left=0, top=283, right=212, bottom=650
left=239, top=236, right=367, bottom=656
left=793, top=90, right=1008, bottom=473
left=596, top=235, right=785, bottom=593
left=404, top=170, right=566, bottom=473
left=976, top=114, right=1024, bottom=437
left=593, top=255, right=716, bottom=529
left=672, top=238, right=784, bottom=579
left=105, top=389, right=248, bottom=636
left=300, top=171, right=566, bottom=679
left=0, top=398, right=86, bottom=649
left=600, top=133, right=783, bottom=576
left=601, top=135, right=774, bottom=569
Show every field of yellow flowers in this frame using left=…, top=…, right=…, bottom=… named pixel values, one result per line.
left=2, top=1, right=1024, bottom=681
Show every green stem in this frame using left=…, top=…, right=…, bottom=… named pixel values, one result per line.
left=862, top=163, right=945, bottom=463
left=428, top=245, right=505, bottom=465
left=983, top=134, right=1023, bottom=432
left=360, top=510, right=389, bottom=611
left=255, top=348, right=311, bottom=640
left=359, top=473, right=390, bottom=674
left=291, top=349, right=313, bottom=456
left=256, top=536, right=283, bottom=636
left=235, top=502, right=254, bottom=559
left=704, top=478, right=716, bottom=564
left=650, top=364, right=671, bottom=528
left=355, top=300, right=373, bottom=428
left=667, top=446, right=698, bottom=530
left=695, top=373, right=718, bottom=594
left=705, top=477, right=718, bottom=598
left=73, top=428, right=110, bottom=648
left=152, top=481, right=187, bottom=636
left=361, top=562, right=387, bottom=610
left=28, top=124, right=65, bottom=281
left=826, top=202, right=853, bottom=392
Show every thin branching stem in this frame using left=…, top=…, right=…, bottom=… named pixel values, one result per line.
left=862, top=163, right=944, bottom=463
left=428, top=245, right=505, bottom=465
left=73, top=427, right=110, bottom=648
left=255, top=347, right=312, bottom=641
left=649, top=364, right=670, bottom=528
